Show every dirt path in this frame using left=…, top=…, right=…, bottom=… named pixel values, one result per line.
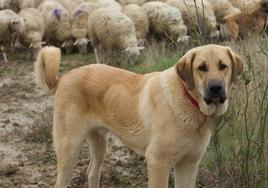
left=0, top=60, right=147, bottom=188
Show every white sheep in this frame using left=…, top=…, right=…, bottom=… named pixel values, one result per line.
left=71, top=2, right=99, bottom=54
left=18, top=0, right=44, bottom=10
left=38, top=0, right=73, bottom=53
left=18, top=0, right=34, bottom=9
left=117, top=0, right=147, bottom=6
left=142, top=1, right=190, bottom=45
left=18, top=8, right=45, bottom=60
left=73, top=0, right=87, bottom=5
left=0, top=9, right=25, bottom=62
left=33, top=0, right=44, bottom=7
left=0, top=0, right=41, bottom=12
left=166, top=0, right=219, bottom=39
left=122, top=4, right=149, bottom=46
left=54, top=0, right=77, bottom=14
left=88, top=8, right=144, bottom=64
left=98, top=0, right=122, bottom=11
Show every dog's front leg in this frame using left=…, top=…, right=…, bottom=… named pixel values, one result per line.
left=145, top=149, right=172, bottom=188
left=174, top=160, right=199, bottom=188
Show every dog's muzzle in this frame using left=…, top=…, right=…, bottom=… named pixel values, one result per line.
left=204, top=79, right=226, bottom=105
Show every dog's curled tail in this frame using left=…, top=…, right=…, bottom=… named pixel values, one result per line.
left=34, top=46, right=61, bottom=94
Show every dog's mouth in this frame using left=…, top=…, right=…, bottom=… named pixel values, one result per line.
left=203, top=95, right=226, bottom=105
left=203, top=80, right=227, bottom=105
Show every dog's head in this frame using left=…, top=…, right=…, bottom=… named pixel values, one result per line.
left=176, top=44, right=243, bottom=116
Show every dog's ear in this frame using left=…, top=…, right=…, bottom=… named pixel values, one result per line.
left=175, top=51, right=196, bottom=90
left=226, top=47, right=244, bottom=83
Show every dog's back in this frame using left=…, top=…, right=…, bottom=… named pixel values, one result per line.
left=223, top=0, right=268, bottom=40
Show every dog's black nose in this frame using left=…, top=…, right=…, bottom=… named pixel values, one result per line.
left=209, top=85, right=222, bottom=94
left=208, top=80, right=223, bottom=94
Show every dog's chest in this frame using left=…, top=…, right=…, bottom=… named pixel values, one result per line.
left=186, top=129, right=212, bottom=162
left=155, top=115, right=212, bottom=163
left=175, top=119, right=214, bottom=162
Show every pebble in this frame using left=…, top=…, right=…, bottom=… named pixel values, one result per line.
left=0, top=164, right=19, bottom=176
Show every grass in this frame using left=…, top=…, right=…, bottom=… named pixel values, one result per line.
left=200, top=39, right=268, bottom=188
left=7, top=52, right=28, bottom=62
left=61, top=52, right=95, bottom=63
left=123, top=47, right=183, bottom=74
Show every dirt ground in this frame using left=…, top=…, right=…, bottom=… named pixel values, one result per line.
left=0, top=59, right=150, bottom=188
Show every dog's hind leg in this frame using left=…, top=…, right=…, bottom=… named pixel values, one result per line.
left=85, top=129, right=107, bottom=188
left=53, top=112, right=88, bottom=188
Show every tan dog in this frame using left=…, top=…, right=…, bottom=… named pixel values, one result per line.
left=34, top=44, right=243, bottom=188
left=223, top=0, right=268, bottom=41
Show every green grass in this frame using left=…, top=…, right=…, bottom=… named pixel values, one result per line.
left=62, top=53, right=95, bottom=62
left=123, top=49, right=182, bottom=74
left=8, top=52, right=28, bottom=62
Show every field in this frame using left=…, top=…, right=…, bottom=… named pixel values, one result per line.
left=0, top=39, right=267, bottom=188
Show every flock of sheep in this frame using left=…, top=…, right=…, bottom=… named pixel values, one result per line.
left=0, top=0, right=265, bottom=64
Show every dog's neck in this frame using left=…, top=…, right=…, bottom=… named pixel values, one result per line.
left=160, top=68, right=206, bottom=126
left=182, top=83, right=200, bottom=109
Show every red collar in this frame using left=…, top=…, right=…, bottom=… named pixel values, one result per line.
left=182, top=83, right=199, bottom=109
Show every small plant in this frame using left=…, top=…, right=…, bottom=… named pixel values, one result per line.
left=208, top=38, right=268, bottom=188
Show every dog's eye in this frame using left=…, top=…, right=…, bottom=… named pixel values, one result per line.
left=198, top=64, right=208, bottom=72
left=219, top=63, right=227, bottom=70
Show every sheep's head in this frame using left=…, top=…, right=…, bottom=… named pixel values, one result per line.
left=171, top=24, right=190, bottom=45
left=9, top=17, right=26, bottom=34
left=137, top=39, right=146, bottom=47
left=61, top=39, right=74, bottom=54
left=177, top=35, right=190, bottom=46
left=74, top=38, right=89, bottom=54
left=29, top=41, right=44, bottom=59
left=124, top=46, right=144, bottom=64
left=210, top=30, right=220, bottom=40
